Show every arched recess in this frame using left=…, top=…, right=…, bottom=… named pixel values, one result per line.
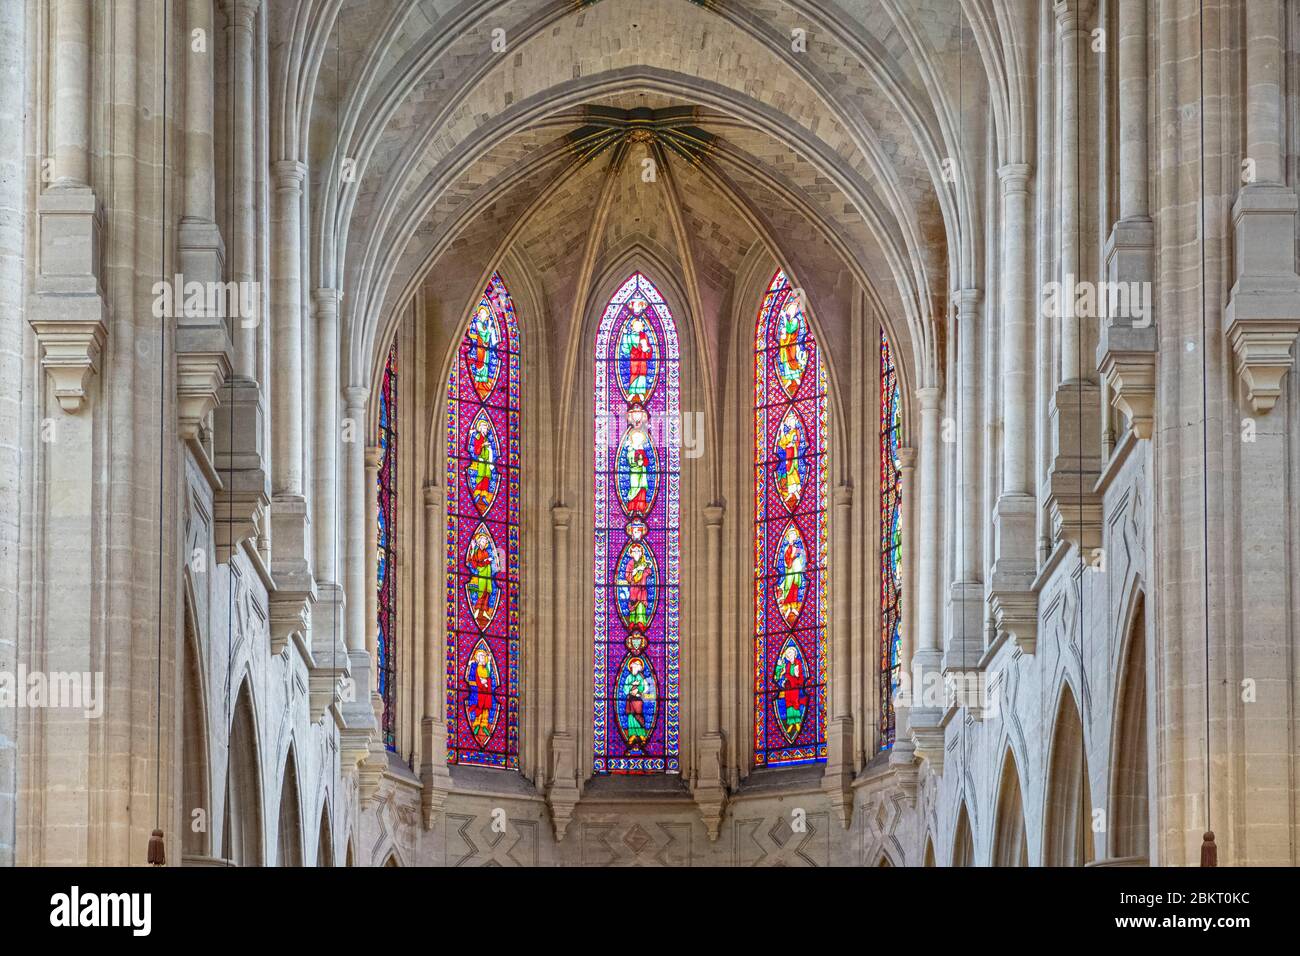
left=277, top=746, right=304, bottom=867
left=923, top=836, right=936, bottom=867
left=952, top=802, right=975, bottom=867
left=222, top=677, right=263, bottom=866
left=1043, top=683, right=1095, bottom=866
left=316, top=804, right=334, bottom=867
left=345, top=838, right=355, bottom=868
left=180, top=585, right=210, bottom=862
left=1109, top=591, right=1149, bottom=862
left=992, top=747, right=1028, bottom=866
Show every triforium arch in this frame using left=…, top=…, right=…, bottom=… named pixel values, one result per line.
left=1043, top=682, right=1095, bottom=867
left=992, top=746, right=1029, bottom=867
left=1108, top=586, right=1150, bottom=864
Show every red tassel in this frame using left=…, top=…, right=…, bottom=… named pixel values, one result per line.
left=1200, top=831, right=1217, bottom=867
left=147, top=829, right=166, bottom=866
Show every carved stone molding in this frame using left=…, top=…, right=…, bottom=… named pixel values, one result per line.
left=1225, top=184, right=1300, bottom=414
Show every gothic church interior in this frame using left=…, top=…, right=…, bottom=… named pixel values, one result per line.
left=2, top=0, right=1299, bottom=868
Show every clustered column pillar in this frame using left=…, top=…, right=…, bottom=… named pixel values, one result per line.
left=694, top=503, right=727, bottom=840
left=546, top=505, right=580, bottom=838
left=1046, top=0, right=1103, bottom=554
left=824, top=484, right=855, bottom=825
left=908, top=386, right=944, bottom=770
left=219, top=0, right=260, bottom=379
left=420, top=483, right=452, bottom=825
left=988, top=163, right=1039, bottom=653
left=339, top=387, right=377, bottom=770
left=947, top=289, right=983, bottom=674
left=1220, top=0, right=1300, bottom=864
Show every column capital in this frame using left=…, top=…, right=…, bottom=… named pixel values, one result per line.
left=953, top=287, right=982, bottom=314
left=832, top=483, right=852, bottom=509
left=997, top=162, right=1032, bottom=193
left=1053, top=0, right=1091, bottom=33
left=896, top=445, right=917, bottom=471
left=423, top=482, right=443, bottom=509
left=364, top=444, right=382, bottom=470
left=915, top=385, right=942, bottom=411
left=219, top=0, right=260, bottom=33
left=272, top=159, right=308, bottom=192
left=343, top=385, right=368, bottom=411
left=703, top=502, right=725, bottom=527
left=313, top=287, right=343, bottom=314
left=552, top=504, right=572, bottom=529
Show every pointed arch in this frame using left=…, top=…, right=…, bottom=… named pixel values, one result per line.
left=221, top=677, right=263, bottom=866
left=923, top=835, right=936, bottom=867
left=316, top=803, right=334, bottom=867
left=992, top=747, right=1028, bottom=866
left=277, top=745, right=304, bottom=867
left=952, top=802, right=975, bottom=867
left=446, top=271, right=522, bottom=769
left=594, top=271, right=681, bottom=775
left=753, top=269, right=829, bottom=768
left=1109, top=591, right=1149, bottom=861
left=180, top=586, right=210, bottom=861
left=1044, top=683, right=1095, bottom=866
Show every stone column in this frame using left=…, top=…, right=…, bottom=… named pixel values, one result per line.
left=947, top=289, right=983, bottom=671
left=267, top=166, right=315, bottom=653
left=271, top=161, right=307, bottom=498
left=0, top=0, right=26, bottom=866
left=1221, top=0, right=1300, bottom=865
left=219, top=0, right=259, bottom=378
left=1047, top=0, right=1103, bottom=553
left=339, top=388, right=376, bottom=770
left=909, top=387, right=944, bottom=770
left=1098, top=0, right=1157, bottom=439
left=421, top=483, right=451, bottom=824
left=52, top=0, right=91, bottom=188
left=211, top=0, right=267, bottom=563
left=694, top=503, right=726, bottom=839
left=30, top=0, right=107, bottom=414
left=988, top=162, right=1038, bottom=652
left=824, top=485, right=855, bottom=825
left=176, top=0, right=233, bottom=461
left=546, top=505, right=579, bottom=838
left=306, top=289, right=346, bottom=723
left=889, top=446, right=918, bottom=770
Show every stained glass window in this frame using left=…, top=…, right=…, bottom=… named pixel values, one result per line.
left=879, top=328, right=903, bottom=749
left=445, top=272, right=521, bottom=769
left=753, top=270, right=828, bottom=768
left=594, top=272, right=681, bottom=774
left=376, top=342, right=398, bottom=752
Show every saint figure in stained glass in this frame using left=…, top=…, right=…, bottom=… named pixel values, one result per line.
left=753, top=269, right=828, bottom=768
left=594, top=271, right=681, bottom=774
left=446, top=271, right=521, bottom=769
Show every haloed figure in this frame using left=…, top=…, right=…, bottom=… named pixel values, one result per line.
left=622, top=657, right=652, bottom=748
left=775, top=644, right=806, bottom=738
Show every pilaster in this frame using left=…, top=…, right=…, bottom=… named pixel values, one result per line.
left=692, top=503, right=727, bottom=840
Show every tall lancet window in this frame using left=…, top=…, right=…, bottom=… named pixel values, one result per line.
left=377, top=342, right=398, bottom=752
left=879, top=328, right=903, bottom=749
left=446, top=272, right=521, bottom=769
left=753, top=270, right=828, bottom=768
left=594, top=272, right=681, bottom=775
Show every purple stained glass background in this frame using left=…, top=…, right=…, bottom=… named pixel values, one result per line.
left=446, top=272, right=521, bottom=769
left=594, top=273, right=680, bottom=774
